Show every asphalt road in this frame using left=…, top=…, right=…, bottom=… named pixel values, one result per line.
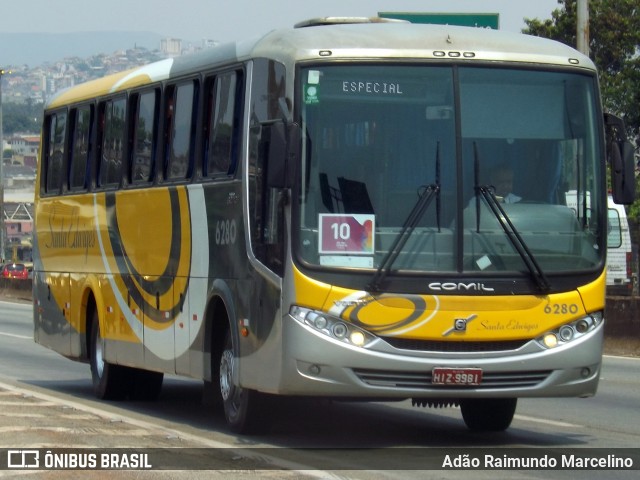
left=0, top=299, right=639, bottom=479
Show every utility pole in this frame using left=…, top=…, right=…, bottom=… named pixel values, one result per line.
left=577, top=0, right=590, bottom=56
left=0, top=68, right=5, bottom=263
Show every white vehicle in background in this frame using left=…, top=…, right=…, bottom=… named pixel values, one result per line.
left=606, top=195, right=633, bottom=296
left=565, top=191, right=633, bottom=296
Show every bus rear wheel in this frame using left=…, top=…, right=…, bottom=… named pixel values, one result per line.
left=218, top=330, right=269, bottom=434
left=89, top=310, right=128, bottom=400
left=89, top=311, right=163, bottom=401
left=460, top=398, right=517, bottom=431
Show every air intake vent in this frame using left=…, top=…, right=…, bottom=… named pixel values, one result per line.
left=383, top=337, right=529, bottom=353
left=294, top=17, right=408, bottom=28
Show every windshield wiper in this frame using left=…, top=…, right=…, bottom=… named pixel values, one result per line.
left=473, top=145, right=550, bottom=292
left=367, top=144, right=441, bottom=292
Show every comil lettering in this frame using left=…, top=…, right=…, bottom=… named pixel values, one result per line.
left=342, top=81, right=403, bottom=95
left=429, top=282, right=495, bottom=292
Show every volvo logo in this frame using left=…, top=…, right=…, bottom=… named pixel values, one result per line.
left=443, top=314, right=478, bottom=336
left=428, top=282, right=495, bottom=292
left=454, top=318, right=467, bottom=331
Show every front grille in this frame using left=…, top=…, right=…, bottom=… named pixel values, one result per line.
left=353, top=368, right=551, bottom=390
left=382, top=337, right=529, bottom=353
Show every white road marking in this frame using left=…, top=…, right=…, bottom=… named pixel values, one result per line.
left=0, top=332, right=31, bottom=340
left=514, top=414, right=582, bottom=428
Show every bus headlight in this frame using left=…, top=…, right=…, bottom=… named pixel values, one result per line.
left=332, top=323, right=348, bottom=338
left=290, top=306, right=376, bottom=348
left=312, top=315, right=328, bottom=330
left=543, top=333, right=558, bottom=348
left=349, top=331, right=366, bottom=347
left=558, top=325, right=574, bottom=342
left=536, top=311, right=603, bottom=349
left=575, top=318, right=590, bottom=333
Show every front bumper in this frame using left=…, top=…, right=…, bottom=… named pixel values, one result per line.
left=266, top=313, right=603, bottom=399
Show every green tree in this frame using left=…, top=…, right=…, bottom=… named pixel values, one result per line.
left=524, top=0, right=640, bottom=219
left=524, top=0, right=640, bottom=128
left=2, top=100, right=42, bottom=135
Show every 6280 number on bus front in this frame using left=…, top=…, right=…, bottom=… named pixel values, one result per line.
left=544, top=303, right=579, bottom=315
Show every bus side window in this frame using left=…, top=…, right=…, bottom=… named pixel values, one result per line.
left=131, top=89, right=158, bottom=184
left=248, top=59, right=287, bottom=275
left=99, top=97, right=126, bottom=188
left=44, top=111, right=67, bottom=194
left=164, top=80, right=198, bottom=181
left=204, top=70, right=243, bottom=177
left=69, top=105, right=92, bottom=191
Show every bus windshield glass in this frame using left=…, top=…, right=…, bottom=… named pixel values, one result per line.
left=296, top=65, right=603, bottom=278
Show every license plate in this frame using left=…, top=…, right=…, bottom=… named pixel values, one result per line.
left=432, top=367, right=482, bottom=386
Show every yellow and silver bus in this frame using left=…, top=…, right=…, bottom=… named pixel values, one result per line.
left=34, top=17, right=635, bottom=433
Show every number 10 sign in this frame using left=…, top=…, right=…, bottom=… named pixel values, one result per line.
left=319, top=214, right=375, bottom=254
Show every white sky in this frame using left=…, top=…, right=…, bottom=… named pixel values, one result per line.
left=3, top=0, right=561, bottom=41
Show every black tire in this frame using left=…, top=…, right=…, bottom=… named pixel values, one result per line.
left=89, top=310, right=128, bottom=400
left=460, top=398, right=517, bottom=432
left=218, top=330, right=270, bottom=434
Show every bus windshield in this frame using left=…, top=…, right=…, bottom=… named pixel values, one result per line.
left=296, top=65, right=603, bottom=281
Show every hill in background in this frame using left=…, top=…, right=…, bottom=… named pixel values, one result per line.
left=1, top=31, right=167, bottom=66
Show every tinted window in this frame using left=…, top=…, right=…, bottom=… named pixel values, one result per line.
left=69, top=106, right=92, bottom=190
left=45, top=112, right=67, bottom=194
left=206, top=71, right=241, bottom=176
left=99, top=97, right=126, bottom=187
left=132, top=90, right=158, bottom=183
left=165, top=81, right=197, bottom=180
left=248, top=59, right=286, bottom=274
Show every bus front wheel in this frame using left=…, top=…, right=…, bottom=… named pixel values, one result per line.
left=460, top=398, right=517, bottom=431
left=218, top=330, right=269, bottom=434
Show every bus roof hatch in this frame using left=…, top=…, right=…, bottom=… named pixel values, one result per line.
left=294, top=17, right=408, bottom=28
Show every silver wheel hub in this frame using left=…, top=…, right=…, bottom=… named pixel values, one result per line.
left=220, top=349, right=234, bottom=401
left=95, top=330, right=105, bottom=378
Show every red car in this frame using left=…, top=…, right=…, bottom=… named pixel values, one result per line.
left=1, top=263, right=29, bottom=280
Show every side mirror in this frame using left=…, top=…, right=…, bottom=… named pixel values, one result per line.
left=265, top=121, right=301, bottom=189
left=605, top=113, right=635, bottom=205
